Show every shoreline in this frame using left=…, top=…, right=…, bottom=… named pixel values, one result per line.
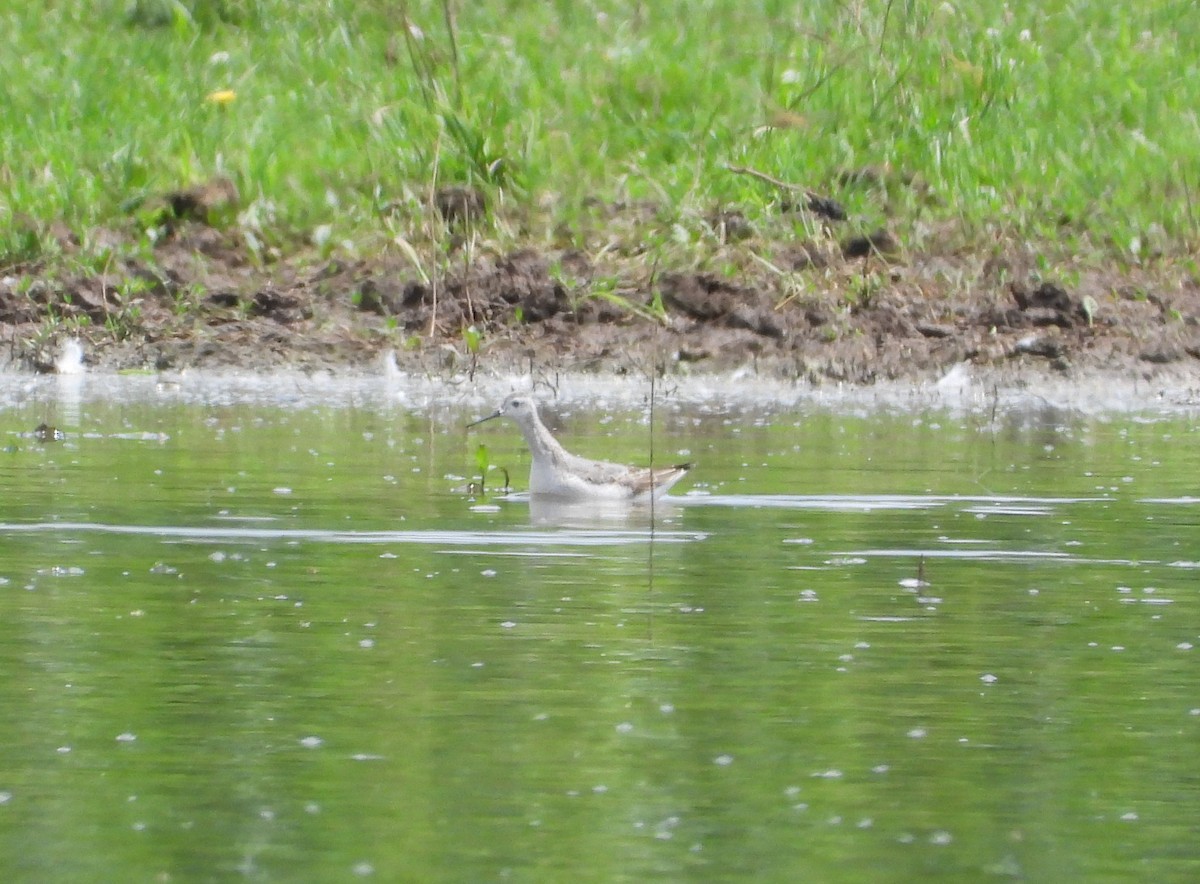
left=6, top=229, right=1200, bottom=403
left=6, top=349, right=1199, bottom=416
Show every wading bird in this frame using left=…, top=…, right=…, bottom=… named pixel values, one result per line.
left=468, top=393, right=692, bottom=501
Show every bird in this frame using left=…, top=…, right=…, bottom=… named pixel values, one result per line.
left=467, top=393, right=693, bottom=500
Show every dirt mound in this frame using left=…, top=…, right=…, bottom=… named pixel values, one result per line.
left=3, top=208, right=1199, bottom=384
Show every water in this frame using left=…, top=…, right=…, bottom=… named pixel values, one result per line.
left=1, top=377, right=1198, bottom=881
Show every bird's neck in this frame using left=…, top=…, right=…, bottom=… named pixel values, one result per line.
left=520, top=416, right=569, bottom=463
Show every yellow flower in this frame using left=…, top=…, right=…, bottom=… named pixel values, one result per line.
left=947, top=56, right=984, bottom=87
left=205, top=89, right=237, bottom=105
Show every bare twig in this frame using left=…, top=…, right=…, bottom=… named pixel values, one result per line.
left=428, top=134, right=443, bottom=338
left=647, top=343, right=659, bottom=614
left=649, top=366, right=656, bottom=494
left=725, top=163, right=811, bottom=193
left=725, top=164, right=846, bottom=220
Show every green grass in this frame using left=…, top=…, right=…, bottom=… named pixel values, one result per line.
left=2, top=0, right=1198, bottom=265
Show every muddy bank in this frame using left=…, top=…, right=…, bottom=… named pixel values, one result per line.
left=3, top=206, right=1200, bottom=389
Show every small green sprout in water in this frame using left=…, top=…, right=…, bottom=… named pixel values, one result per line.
left=470, top=445, right=511, bottom=497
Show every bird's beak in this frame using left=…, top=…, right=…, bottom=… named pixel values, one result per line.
left=466, top=410, right=502, bottom=429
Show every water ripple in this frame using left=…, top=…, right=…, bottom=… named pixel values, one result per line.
left=680, top=493, right=1108, bottom=511
left=834, top=548, right=1076, bottom=562
left=829, top=547, right=1150, bottom=566
left=0, top=521, right=703, bottom=547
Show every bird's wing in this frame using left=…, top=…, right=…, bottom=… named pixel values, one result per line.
left=568, top=454, right=636, bottom=487
left=628, top=464, right=692, bottom=497
left=560, top=452, right=692, bottom=497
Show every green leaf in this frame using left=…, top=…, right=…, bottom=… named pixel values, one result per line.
left=463, top=325, right=482, bottom=353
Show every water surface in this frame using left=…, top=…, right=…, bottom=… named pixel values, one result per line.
left=1, top=377, right=1198, bottom=881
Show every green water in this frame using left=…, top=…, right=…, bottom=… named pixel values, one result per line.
left=1, top=385, right=1198, bottom=882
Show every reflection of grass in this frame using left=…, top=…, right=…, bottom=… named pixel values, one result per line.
left=1, top=1, right=1196, bottom=267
